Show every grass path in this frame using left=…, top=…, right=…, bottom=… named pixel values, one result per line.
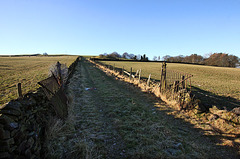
left=44, top=60, right=239, bottom=158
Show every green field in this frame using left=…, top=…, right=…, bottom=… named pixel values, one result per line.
left=99, top=61, right=240, bottom=100
left=0, top=56, right=77, bottom=104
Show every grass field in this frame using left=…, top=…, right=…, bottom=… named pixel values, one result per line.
left=0, top=56, right=77, bottom=104
left=99, top=61, right=240, bottom=100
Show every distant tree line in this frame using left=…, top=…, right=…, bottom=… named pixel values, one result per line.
left=98, top=52, right=239, bottom=68
left=99, top=52, right=149, bottom=61
left=162, top=53, right=239, bottom=68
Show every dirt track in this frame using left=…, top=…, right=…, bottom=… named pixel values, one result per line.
left=44, top=59, right=239, bottom=158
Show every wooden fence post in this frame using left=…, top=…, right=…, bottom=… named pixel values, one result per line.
left=122, top=66, right=124, bottom=75
left=147, top=74, right=151, bottom=87
left=189, top=78, right=192, bottom=92
left=135, top=70, right=139, bottom=77
left=173, top=81, right=179, bottom=92
left=138, top=69, right=141, bottom=83
left=130, top=67, right=132, bottom=80
left=182, top=75, right=185, bottom=89
left=160, top=62, right=167, bottom=91
left=17, top=83, right=23, bottom=98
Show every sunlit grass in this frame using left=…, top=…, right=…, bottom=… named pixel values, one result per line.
left=100, top=61, right=240, bottom=100
left=0, top=56, right=77, bottom=104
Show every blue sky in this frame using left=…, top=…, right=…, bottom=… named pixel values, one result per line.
left=0, top=0, right=240, bottom=59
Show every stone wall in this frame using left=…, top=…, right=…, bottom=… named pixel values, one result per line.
left=0, top=89, right=54, bottom=158
left=0, top=56, right=80, bottom=159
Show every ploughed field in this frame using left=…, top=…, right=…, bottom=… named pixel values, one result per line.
left=0, top=56, right=77, bottom=104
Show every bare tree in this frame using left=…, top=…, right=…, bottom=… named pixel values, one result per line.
left=107, top=52, right=121, bottom=59
left=122, top=52, right=129, bottom=59
left=162, top=55, right=171, bottom=61
left=204, top=53, right=239, bottom=67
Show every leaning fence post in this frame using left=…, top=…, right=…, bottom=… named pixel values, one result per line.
left=135, top=70, right=139, bottom=77
left=147, top=74, right=151, bottom=87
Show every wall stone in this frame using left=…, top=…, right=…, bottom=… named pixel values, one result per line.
left=0, top=88, right=56, bottom=159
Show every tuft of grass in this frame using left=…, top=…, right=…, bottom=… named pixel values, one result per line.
left=0, top=56, right=77, bottom=104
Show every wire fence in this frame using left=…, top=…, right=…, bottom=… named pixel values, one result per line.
left=166, top=69, right=193, bottom=91
left=91, top=59, right=194, bottom=110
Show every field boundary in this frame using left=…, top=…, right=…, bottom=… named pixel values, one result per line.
left=89, top=60, right=240, bottom=123
left=90, top=59, right=195, bottom=111
left=89, top=59, right=240, bottom=151
left=0, top=56, right=80, bottom=158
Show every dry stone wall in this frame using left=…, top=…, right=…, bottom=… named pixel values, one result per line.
left=0, top=89, right=55, bottom=158
left=0, top=56, right=80, bottom=159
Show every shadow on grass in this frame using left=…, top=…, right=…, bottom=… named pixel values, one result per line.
left=91, top=61, right=239, bottom=158
left=126, top=82, right=239, bottom=158
left=191, top=86, right=240, bottom=111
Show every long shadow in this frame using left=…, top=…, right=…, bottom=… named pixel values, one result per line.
left=191, top=86, right=240, bottom=111
left=98, top=62, right=239, bottom=111
left=124, top=80, right=239, bottom=158
left=102, top=63, right=240, bottom=112
left=90, top=61, right=240, bottom=158
left=126, top=83, right=240, bottom=158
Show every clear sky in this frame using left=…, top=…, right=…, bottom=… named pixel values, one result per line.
left=0, top=0, right=240, bottom=59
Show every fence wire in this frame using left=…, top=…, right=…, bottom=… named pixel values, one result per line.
left=166, top=70, right=193, bottom=91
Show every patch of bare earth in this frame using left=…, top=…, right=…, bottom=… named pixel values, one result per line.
left=44, top=60, right=239, bottom=158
